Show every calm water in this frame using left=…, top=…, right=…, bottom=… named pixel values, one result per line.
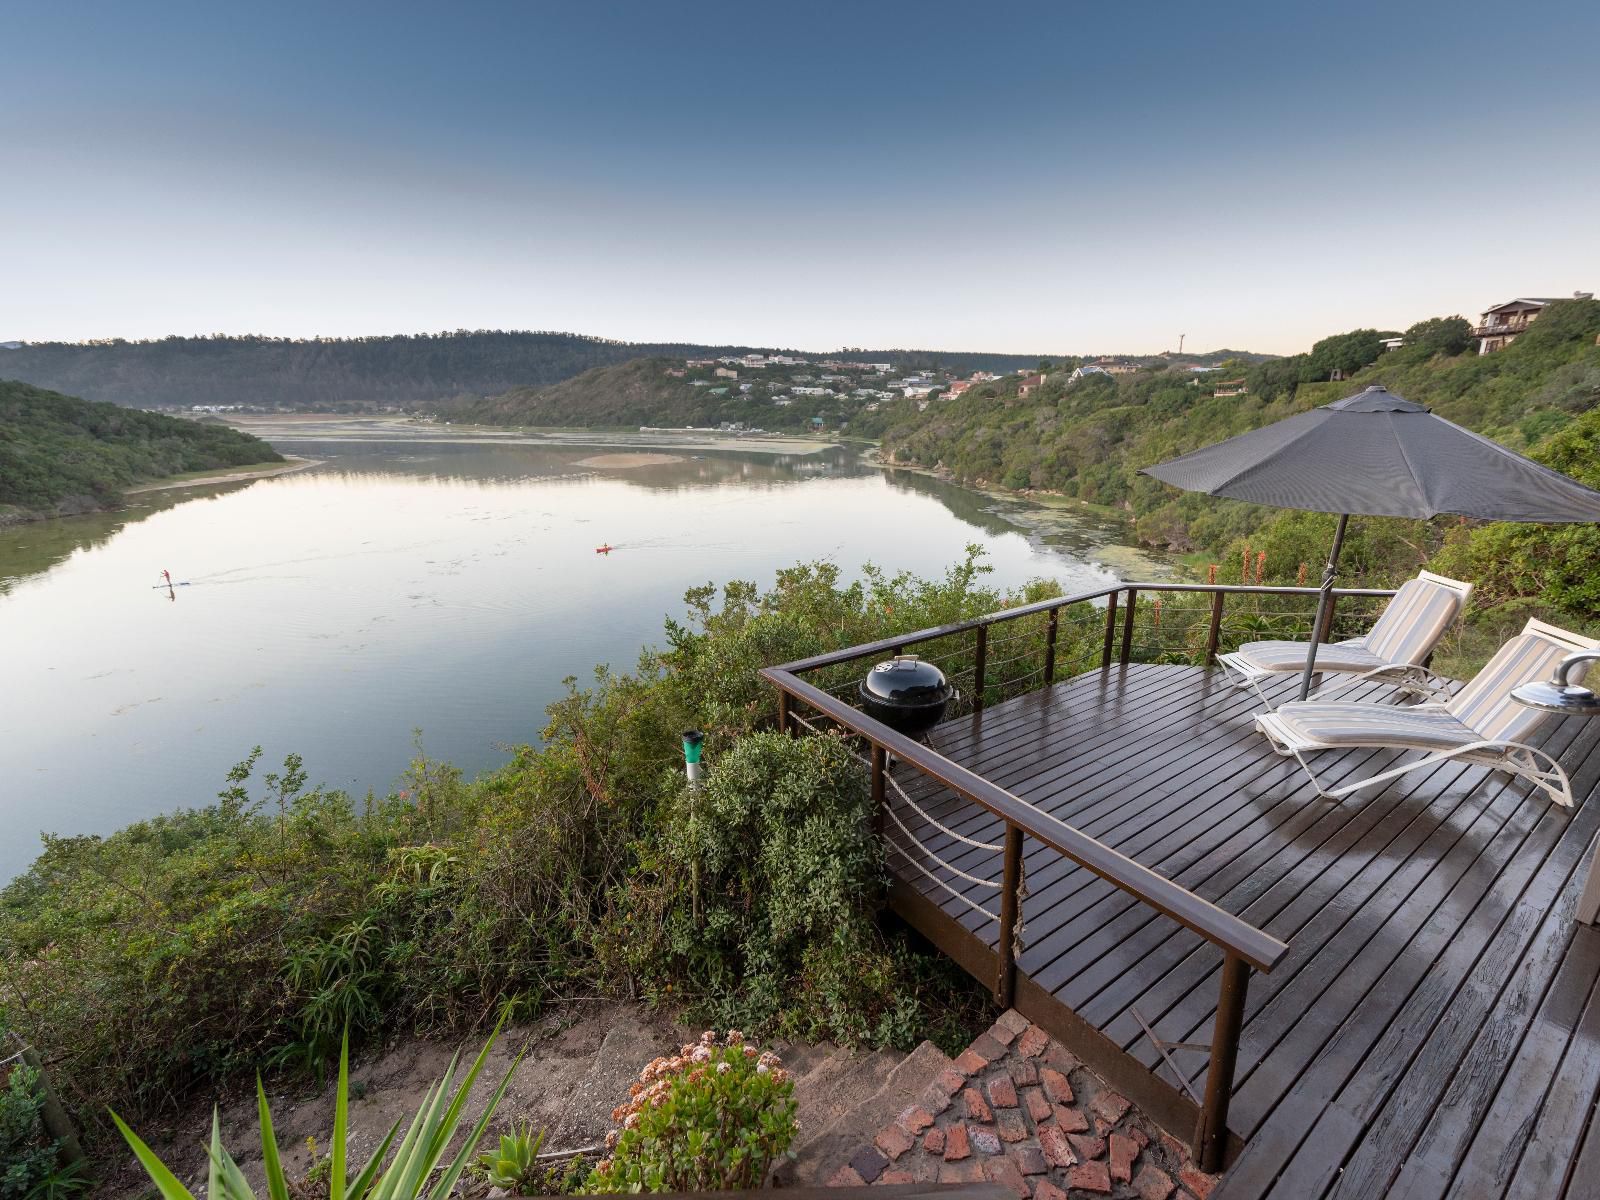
left=0, top=432, right=1165, bottom=880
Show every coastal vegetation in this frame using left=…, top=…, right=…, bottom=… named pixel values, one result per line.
left=0, top=552, right=1037, bottom=1156
left=0, top=381, right=282, bottom=522
left=878, top=299, right=1600, bottom=634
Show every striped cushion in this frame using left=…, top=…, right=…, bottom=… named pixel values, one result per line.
left=1271, top=702, right=1481, bottom=751
left=1363, top=579, right=1463, bottom=665
left=1448, top=634, right=1587, bottom=743
left=1234, top=638, right=1388, bottom=674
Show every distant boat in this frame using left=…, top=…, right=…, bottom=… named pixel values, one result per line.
left=595, top=544, right=614, bottom=554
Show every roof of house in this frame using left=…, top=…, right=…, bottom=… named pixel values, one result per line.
left=1482, top=297, right=1564, bottom=314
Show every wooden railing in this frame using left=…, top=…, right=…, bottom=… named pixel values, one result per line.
left=762, top=580, right=1396, bottom=1171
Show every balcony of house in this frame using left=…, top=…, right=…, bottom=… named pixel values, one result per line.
left=1473, top=317, right=1536, bottom=338
left=762, top=582, right=1600, bottom=1198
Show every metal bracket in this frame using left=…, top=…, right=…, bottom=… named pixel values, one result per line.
left=1130, top=1006, right=1208, bottom=1104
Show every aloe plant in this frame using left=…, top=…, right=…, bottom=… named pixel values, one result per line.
left=474, top=1124, right=546, bottom=1191
left=111, top=1021, right=517, bottom=1200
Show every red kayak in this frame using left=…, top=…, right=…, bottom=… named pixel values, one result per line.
left=595, top=544, right=614, bottom=554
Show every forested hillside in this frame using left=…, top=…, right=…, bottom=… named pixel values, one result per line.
left=0, top=331, right=1057, bottom=411
left=464, top=356, right=747, bottom=428
left=879, top=301, right=1600, bottom=627
left=0, top=380, right=282, bottom=520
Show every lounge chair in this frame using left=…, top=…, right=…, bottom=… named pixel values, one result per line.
left=1218, top=571, right=1472, bottom=705
left=1255, top=619, right=1597, bottom=809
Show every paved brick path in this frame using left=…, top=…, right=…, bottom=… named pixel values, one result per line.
left=823, top=1010, right=1220, bottom=1200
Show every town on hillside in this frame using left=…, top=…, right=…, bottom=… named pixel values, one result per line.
left=651, top=288, right=1594, bottom=437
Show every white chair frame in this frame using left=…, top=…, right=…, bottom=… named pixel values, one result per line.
left=1255, top=619, right=1598, bottom=811
left=1218, top=571, right=1473, bottom=708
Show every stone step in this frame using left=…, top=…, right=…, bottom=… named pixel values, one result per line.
left=792, top=1047, right=905, bottom=1150
left=771, top=1039, right=839, bottom=1084
left=791, top=1039, right=955, bottom=1184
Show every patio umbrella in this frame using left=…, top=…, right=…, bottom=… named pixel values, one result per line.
left=1141, top=384, right=1600, bottom=699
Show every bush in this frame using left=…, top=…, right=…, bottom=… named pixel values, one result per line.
left=1, top=1065, right=61, bottom=1200
left=613, top=731, right=934, bottom=1045
left=586, top=1032, right=796, bottom=1192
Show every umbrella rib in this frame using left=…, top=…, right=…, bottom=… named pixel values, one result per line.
left=1388, top=416, right=1437, bottom=520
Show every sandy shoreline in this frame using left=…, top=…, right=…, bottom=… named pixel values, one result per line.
left=125, top=456, right=320, bottom=494
left=221, top=414, right=837, bottom=456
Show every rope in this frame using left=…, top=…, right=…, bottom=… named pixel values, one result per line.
left=1012, top=859, right=1029, bottom=956
left=882, top=800, right=999, bottom=889
left=883, top=829, right=999, bottom=923
left=884, top=771, right=1003, bottom=851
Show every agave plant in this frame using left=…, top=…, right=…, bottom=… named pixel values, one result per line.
left=112, top=1021, right=517, bottom=1200
left=473, top=1124, right=546, bottom=1191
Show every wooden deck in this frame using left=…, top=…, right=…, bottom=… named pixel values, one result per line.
left=886, top=662, right=1600, bottom=1200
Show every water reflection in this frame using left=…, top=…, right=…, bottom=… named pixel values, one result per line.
left=0, top=436, right=1165, bottom=881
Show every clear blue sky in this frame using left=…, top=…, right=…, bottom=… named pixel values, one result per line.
left=3, top=1, right=1597, bottom=355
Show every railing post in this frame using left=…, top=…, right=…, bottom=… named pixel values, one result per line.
left=996, top=823, right=1023, bottom=1007
left=1119, top=588, right=1138, bottom=665
left=974, top=624, right=988, bottom=713
left=1193, top=953, right=1249, bottom=1172
left=1101, top=591, right=1120, bottom=671
left=777, top=690, right=791, bottom=735
left=1044, top=607, right=1059, bottom=685
left=870, top=743, right=886, bottom=840
left=1205, top=590, right=1225, bottom=665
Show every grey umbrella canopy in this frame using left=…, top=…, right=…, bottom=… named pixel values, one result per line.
left=1142, top=384, right=1600, bottom=698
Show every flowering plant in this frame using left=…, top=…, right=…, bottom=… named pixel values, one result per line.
left=585, top=1031, right=797, bottom=1192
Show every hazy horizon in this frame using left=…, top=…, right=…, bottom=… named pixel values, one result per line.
left=5, top=0, right=1598, bottom=354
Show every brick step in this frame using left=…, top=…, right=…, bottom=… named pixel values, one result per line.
left=818, top=1010, right=1223, bottom=1200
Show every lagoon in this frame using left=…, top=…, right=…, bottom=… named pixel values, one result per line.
left=0, top=424, right=1167, bottom=880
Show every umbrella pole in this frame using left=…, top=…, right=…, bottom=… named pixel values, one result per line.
left=1297, top=513, right=1349, bottom=701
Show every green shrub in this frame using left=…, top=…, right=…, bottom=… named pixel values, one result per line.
left=1, top=1064, right=62, bottom=1200
left=614, top=731, right=924, bottom=1044
left=586, top=1032, right=796, bottom=1192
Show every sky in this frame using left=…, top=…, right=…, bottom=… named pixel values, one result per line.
left=3, top=0, right=1598, bottom=356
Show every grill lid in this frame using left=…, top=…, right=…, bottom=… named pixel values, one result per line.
left=861, top=655, right=950, bottom=706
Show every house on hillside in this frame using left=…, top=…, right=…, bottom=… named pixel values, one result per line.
left=1017, top=373, right=1046, bottom=397
left=1090, top=358, right=1138, bottom=375
left=1067, top=364, right=1108, bottom=383
left=1475, top=292, right=1592, bottom=354
left=715, top=367, right=739, bottom=379
left=1212, top=379, right=1249, bottom=398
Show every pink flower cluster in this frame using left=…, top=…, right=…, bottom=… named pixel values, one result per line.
left=598, top=1030, right=791, bottom=1165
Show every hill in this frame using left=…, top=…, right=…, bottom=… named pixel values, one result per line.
left=0, top=379, right=283, bottom=522
left=463, top=355, right=881, bottom=431
left=465, top=357, right=727, bottom=428
left=876, top=301, right=1600, bottom=628
left=0, top=332, right=1080, bottom=412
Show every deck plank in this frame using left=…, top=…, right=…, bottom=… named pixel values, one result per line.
left=864, top=662, right=1600, bottom=1200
